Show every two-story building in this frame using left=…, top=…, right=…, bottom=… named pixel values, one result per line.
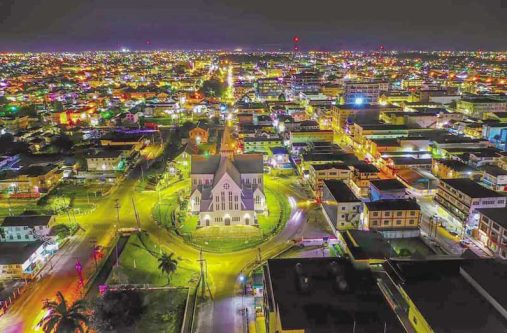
left=350, top=163, right=380, bottom=197
left=363, top=199, right=421, bottom=238
left=477, top=207, right=507, bottom=259
left=0, top=215, right=54, bottom=242
left=435, top=178, right=506, bottom=233
left=308, top=163, right=352, bottom=195
left=321, top=180, right=362, bottom=231
left=369, top=179, right=409, bottom=201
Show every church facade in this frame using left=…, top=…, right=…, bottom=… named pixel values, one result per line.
left=189, top=154, right=266, bottom=227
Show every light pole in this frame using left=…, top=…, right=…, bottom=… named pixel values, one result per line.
left=114, top=199, right=120, bottom=267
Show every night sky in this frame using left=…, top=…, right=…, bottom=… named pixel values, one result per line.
left=0, top=0, right=506, bottom=51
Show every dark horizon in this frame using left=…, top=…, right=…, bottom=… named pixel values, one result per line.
left=0, top=0, right=506, bottom=52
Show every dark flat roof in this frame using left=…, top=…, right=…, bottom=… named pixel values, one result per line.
left=342, top=230, right=393, bottom=260
left=312, top=163, right=350, bottom=171
left=440, top=178, right=505, bottom=198
left=477, top=207, right=507, bottom=229
left=352, top=163, right=379, bottom=173
left=461, top=259, right=507, bottom=313
left=365, top=199, right=420, bottom=211
left=0, top=241, right=43, bottom=265
left=387, top=259, right=507, bottom=333
left=480, top=165, right=507, bottom=177
left=323, top=180, right=360, bottom=203
left=266, top=258, right=404, bottom=333
left=2, top=215, right=53, bottom=227
left=370, top=179, right=407, bottom=191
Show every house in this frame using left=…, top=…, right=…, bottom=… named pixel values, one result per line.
left=0, top=241, right=50, bottom=280
left=86, top=150, right=125, bottom=172
left=477, top=207, right=507, bottom=258
left=0, top=164, right=62, bottom=197
left=369, top=179, right=409, bottom=201
left=435, top=178, right=506, bottom=233
left=262, top=258, right=404, bottom=333
left=189, top=154, right=266, bottom=226
left=268, top=147, right=290, bottom=168
left=321, top=180, right=361, bottom=230
left=349, top=163, right=380, bottom=197
left=189, top=126, right=209, bottom=144
left=432, top=159, right=479, bottom=179
left=363, top=199, right=421, bottom=238
left=481, top=165, right=507, bottom=191
left=308, top=163, right=352, bottom=194
left=0, top=215, right=54, bottom=242
left=243, top=136, right=283, bottom=154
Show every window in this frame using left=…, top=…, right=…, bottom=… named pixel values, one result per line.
left=396, top=220, right=402, bottom=225
left=397, top=211, right=403, bottom=217
left=223, top=183, right=229, bottom=190
left=384, top=220, right=389, bottom=225
left=410, top=211, right=416, bottom=216
left=372, top=212, right=379, bottom=217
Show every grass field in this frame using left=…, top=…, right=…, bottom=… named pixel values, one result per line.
left=111, top=233, right=199, bottom=287
left=135, top=288, right=188, bottom=333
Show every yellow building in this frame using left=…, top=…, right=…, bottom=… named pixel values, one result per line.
left=363, top=199, right=421, bottom=238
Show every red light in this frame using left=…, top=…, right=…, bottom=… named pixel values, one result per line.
left=293, top=36, right=300, bottom=43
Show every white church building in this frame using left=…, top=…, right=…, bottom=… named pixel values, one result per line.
left=189, top=154, right=267, bottom=227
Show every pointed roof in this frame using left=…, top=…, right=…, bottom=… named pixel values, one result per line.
left=213, top=157, right=241, bottom=188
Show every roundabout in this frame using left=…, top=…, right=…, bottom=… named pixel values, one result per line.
left=154, top=175, right=291, bottom=253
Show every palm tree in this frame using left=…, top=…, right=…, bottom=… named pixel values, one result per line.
left=39, top=291, right=89, bottom=333
left=157, top=252, right=178, bottom=284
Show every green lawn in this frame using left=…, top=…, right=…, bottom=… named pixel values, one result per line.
left=111, top=233, right=198, bottom=287
left=257, top=185, right=290, bottom=235
left=135, top=289, right=188, bottom=333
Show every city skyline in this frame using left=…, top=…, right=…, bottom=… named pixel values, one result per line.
left=1, top=0, right=506, bottom=51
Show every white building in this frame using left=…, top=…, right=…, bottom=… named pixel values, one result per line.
left=321, top=180, right=362, bottom=231
left=86, top=150, right=125, bottom=172
left=190, top=154, right=266, bottom=226
left=344, top=81, right=381, bottom=105
left=0, top=215, right=54, bottom=242
left=0, top=241, right=58, bottom=280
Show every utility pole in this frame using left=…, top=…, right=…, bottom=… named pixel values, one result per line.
left=198, top=248, right=206, bottom=298
left=131, top=195, right=141, bottom=229
left=114, top=199, right=120, bottom=268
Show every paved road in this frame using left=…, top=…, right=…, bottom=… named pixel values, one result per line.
left=0, top=163, right=332, bottom=333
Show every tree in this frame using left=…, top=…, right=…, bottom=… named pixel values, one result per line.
left=51, top=224, right=71, bottom=239
left=157, top=252, right=178, bottom=284
left=199, top=79, right=226, bottom=98
left=39, top=291, right=89, bottom=333
left=0, top=226, right=5, bottom=240
left=92, top=287, right=145, bottom=331
left=52, top=134, right=74, bottom=152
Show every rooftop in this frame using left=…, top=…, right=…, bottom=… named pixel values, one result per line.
left=386, top=258, right=507, bottom=333
left=2, top=215, right=53, bottom=227
left=0, top=241, right=43, bottom=265
left=440, top=178, right=505, bottom=198
left=323, top=180, right=360, bottom=203
left=477, top=207, right=507, bottom=229
left=265, top=258, right=404, bottom=333
left=370, top=179, right=407, bottom=191
left=365, top=199, right=420, bottom=211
